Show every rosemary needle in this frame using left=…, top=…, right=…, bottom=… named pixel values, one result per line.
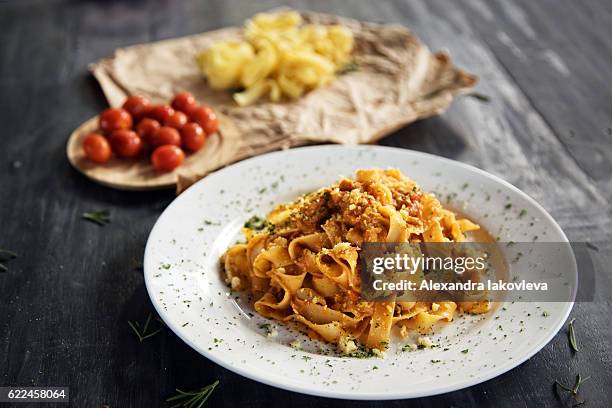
left=467, top=92, right=491, bottom=102
left=568, top=318, right=579, bottom=352
left=82, top=210, right=111, bottom=226
left=0, top=249, right=18, bottom=272
left=0, top=249, right=17, bottom=262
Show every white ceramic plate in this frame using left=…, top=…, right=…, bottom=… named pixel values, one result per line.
left=144, top=145, right=574, bottom=400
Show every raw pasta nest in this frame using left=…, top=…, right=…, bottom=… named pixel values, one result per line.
left=196, top=11, right=354, bottom=106
left=221, top=169, right=490, bottom=354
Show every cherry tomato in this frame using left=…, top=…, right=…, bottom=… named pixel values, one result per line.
left=99, top=108, right=133, bottom=134
left=165, top=111, right=188, bottom=130
left=151, top=145, right=185, bottom=172
left=148, top=105, right=175, bottom=124
left=109, top=130, right=142, bottom=158
left=181, top=122, right=206, bottom=152
left=190, top=105, right=219, bottom=135
left=150, top=126, right=181, bottom=148
left=136, top=118, right=161, bottom=142
left=122, top=95, right=151, bottom=121
left=83, top=133, right=112, bottom=163
left=171, top=91, right=197, bottom=113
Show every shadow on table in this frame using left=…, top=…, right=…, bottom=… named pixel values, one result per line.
left=378, top=116, right=468, bottom=159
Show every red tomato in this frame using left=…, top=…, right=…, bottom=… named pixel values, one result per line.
left=150, top=126, right=181, bottom=148
left=148, top=105, right=175, bottom=123
left=83, top=133, right=112, bottom=163
left=171, top=91, right=197, bottom=113
left=136, top=118, right=161, bottom=142
left=181, top=122, right=206, bottom=152
left=109, top=130, right=142, bottom=158
left=190, top=105, right=219, bottom=135
left=122, top=95, right=151, bottom=121
left=99, top=108, right=133, bottom=134
left=151, top=145, right=185, bottom=172
left=165, top=111, right=188, bottom=130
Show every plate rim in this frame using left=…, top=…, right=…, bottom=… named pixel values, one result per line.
left=144, top=144, right=575, bottom=400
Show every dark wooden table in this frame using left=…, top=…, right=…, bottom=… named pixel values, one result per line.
left=1, top=0, right=611, bottom=407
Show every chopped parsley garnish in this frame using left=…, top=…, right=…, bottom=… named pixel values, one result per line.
left=348, top=345, right=377, bottom=359
left=244, top=215, right=266, bottom=230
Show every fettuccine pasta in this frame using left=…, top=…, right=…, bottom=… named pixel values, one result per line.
left=221, top=169, right=489, bottom=354
left=196, top=11, right=354, bottom=106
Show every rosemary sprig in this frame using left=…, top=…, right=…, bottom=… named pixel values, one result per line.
left=166, top=380, right=219, bottom=408
left=0, top=249, right=17, bottom=272
left=128, top=313, right=163, bottom=342
left=554, top=374, right=590, bottom=404
left=568, top=318, right=579, bottom=352
left=82, top=210, right=111, bottom=226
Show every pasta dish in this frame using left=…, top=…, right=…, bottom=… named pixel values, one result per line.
left=221, top=169, right=491, bottom=354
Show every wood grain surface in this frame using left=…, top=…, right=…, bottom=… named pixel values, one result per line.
left=1, top=1, right=610, bottom=407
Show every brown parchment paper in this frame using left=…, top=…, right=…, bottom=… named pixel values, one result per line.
left=90, top=10, right=477, bottom=193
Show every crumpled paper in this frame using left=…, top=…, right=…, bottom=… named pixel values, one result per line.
left=90, top=10, right=476, bottom=193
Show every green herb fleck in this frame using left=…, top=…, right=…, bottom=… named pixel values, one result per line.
left=349, top=345, right=377, bottom=358
left=461, top=349, right=469, bottom=354
left=244, top=215, right=266, bottom=230
left=258, top=323, right=274, bottom=336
